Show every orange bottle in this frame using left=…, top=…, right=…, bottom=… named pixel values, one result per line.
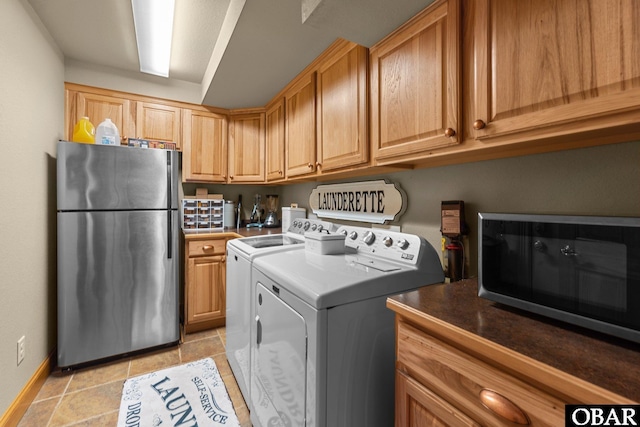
left=72, top=117, right=95, bottom=144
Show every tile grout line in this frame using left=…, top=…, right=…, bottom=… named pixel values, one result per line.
left=64, top=409, right=120, bottom=427
left=44, top=371, right=74, bottom=427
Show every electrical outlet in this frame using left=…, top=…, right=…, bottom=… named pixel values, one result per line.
left=17, top=336, right=25, bottom=365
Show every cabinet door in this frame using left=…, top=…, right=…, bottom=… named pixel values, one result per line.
left=265, top=99, right=286, bottom=182
left=74, top=92, right=132, bottom=144
left=397, top=321, right=565, bottom=426
left=187, top=254, right=226, bottom=326
left=473, top=0, right=640, bottom=143
left=285, top=72, right=317, bottom=178
left=182, top=109, right=227, bottom=183
left=136, top=101, right=182, bottom=149
left=370, top=0, right=460, bottom=164
left=228, top=113, right=265, bottom=183
left=396, top=371, right=480, bottom=427
left=316, top=42, right=369, bottom=173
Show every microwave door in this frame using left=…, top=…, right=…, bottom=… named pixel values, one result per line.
left=531, top=237, right=572, bottom=301
left=574, top=239, right=627, bottom=315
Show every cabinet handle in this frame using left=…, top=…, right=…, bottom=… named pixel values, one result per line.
left=229, top=175, right=234, bottom=180
left=473, top=119, right=486, bottom=130
left=479, top=389, right=529, bottom=425
left=315, top=162, right=321, bottom=169
left=202, top=245, right=214, bottom=251
left=307, top=163, right=314, bottom=169
left=444, top=128, right=456, bottom=138
left=279, top=170, right=283, bottom=175
left=221, top=256, right=226, bottom=263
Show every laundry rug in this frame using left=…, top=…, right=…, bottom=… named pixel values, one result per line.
left=117, top=357, right=240, bottom=427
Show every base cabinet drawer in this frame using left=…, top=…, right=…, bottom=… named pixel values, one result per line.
left=397, top=321, right=566, bottom=426
left=187, top=239, right=226, bottom=256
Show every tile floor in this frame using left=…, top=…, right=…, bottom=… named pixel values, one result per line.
left=17, top=327, right=251, bottom=426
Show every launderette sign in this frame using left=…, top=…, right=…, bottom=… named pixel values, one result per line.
left=309, top=180, right=406, bottom=224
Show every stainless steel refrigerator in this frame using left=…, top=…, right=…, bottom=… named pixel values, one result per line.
left=56, top=140, right=180, bottom=368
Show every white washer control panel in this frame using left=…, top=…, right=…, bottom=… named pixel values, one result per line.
left=337, top=226, right=424, bottom=266
left=288, top=219, right=335, bottom=237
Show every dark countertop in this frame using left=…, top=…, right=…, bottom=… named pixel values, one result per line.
left=388, top=278, right=640, bottom=402
left=183, top=226, right=283, bottom=240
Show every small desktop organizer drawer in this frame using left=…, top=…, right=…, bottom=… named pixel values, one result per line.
left=181, top=199, right=224, bottom=231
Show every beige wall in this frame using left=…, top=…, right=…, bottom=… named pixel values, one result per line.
left=65, top=58, right=203, bottom=105
left=276, top=141, right=640, bottom=275
left=198, top=141, right=640, bottom=276
left=0, top=0, right=64, bottom=416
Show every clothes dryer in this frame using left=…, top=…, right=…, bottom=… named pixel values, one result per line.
left=225, top=219, right=335, bottom=405
left=250, top=225, right=445, bottom=427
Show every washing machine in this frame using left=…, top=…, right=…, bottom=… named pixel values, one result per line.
left=250, top=225, right=445, bottom=427
left=225, top=219, right=335, bottom=406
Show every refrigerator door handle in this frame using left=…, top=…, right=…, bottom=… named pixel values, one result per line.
left=167, top=151, right=173, bottom=259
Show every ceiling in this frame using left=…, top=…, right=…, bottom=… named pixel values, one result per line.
left=27, top=0, right=434, bottom=109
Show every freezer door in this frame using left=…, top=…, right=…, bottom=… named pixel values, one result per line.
left=57, top=141, right=178, bottom=211
left=57, top=210, right=180, bottom=367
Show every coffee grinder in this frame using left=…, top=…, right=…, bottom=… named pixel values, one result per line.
left=263, top=194, right=279, bottom=228
left=441, top=200, right=468, bottom=282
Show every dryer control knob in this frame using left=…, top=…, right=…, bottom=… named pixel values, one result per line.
left=311, top=224, right=318, bottom=231
left=339, top=229, right=348, bottom=236
left=397, top=239, right=409, bottom=250
left=382, top=236, right=393, bottom=247
left=349, top=231, right=358, bottom=240
left=303, top=221, right=311, bottom=231
left=363, top=231, right=376, bottom=245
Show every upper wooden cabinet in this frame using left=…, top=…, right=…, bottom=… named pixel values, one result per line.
left=316, top=41, right=369, bottom=173
left=228, top=111, right=266, bottom=183
left=65, top=86, right=134, bottom=144
left=136, top=101, right=182, bottom=150
left=75, top=92, right=132, bottom=144
left=265, top=98, right=286, bottom=182
left=283, top=39, right=370, bottom=180
left=65, top=83, right=190, bottom=151
left=285, top=72, right=317, bottom=178
left=182, top=109, right=227, bottom=183
left=370, top=0, right=461, bottom=165
left=472, top=0, right=640, bottom=144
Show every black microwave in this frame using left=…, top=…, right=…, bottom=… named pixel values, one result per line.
left=478, top=213, right=640, bottom=344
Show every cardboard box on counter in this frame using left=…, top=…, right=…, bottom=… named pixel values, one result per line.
left=195, top=188, right=208, bottom=197
left=207, top=194, right=223, bottom=199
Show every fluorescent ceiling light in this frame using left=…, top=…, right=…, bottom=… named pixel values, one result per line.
left=131, top=0, right=175, bottom=78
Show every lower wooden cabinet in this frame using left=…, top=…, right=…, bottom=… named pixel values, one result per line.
left=396, top=370, right=480, bottom=427
left=184, top=236, right=228, bottom=333
left=395, top=321, right=565, bottom=426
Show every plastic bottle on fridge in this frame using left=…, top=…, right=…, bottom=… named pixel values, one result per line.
left=72, top=117, right=95, bottom=144
left=95, top=118, right=120, bottom=145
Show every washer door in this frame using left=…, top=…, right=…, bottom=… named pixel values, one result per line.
left=252, top=282, right=307, bottom=427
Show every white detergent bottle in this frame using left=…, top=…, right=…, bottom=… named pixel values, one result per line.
left=95, top=118, right=120, bottom=145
